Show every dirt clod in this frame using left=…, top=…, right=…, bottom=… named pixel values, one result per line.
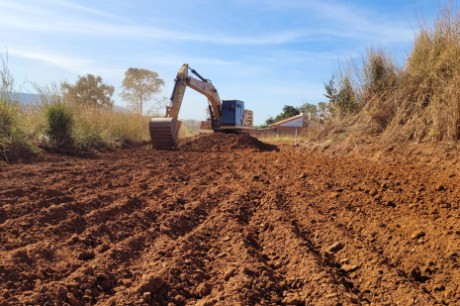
left=138, top=275, right=164, bottom=294
left=196, top=282, right=212, bottom=297
left=283, top=295, right=305, bottom=305
left=66, top=293, right=82, bottom=306
left=327, top=241, right=345, bottom=254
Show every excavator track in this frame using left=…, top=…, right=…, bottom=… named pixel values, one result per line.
left=149, top=118, right=181, bottom=150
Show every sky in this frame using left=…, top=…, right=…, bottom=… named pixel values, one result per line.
left=0, top=0, right=444, bottom=124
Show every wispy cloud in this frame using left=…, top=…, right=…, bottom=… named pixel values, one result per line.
left=43, top=0, right=128, bottom=21
left=236, top=0, right=417, bottom=44
left=2, top=0, right=411, bottom=46
left=8, top=48, right=92, bottom=73
left=0, top=1, right=308, bottom=45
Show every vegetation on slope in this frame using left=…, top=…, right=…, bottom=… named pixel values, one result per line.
left=318, top=5, right=460, bottom=146
left=0, top=66, right=154, bottom=161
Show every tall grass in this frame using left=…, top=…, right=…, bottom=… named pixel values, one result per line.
left=71, top=105, right=150, bottom=150
left=0, top=54, right=39, bottom=161
left=37, top=85, right=151, bottom=152
left=0, top=99, right=40, bottom=161
left=398, top=6, right=460, bottom=140
left=0, top=54, right=16, bottom=144
left=321, top=4, right=460, bottom=144
left=0, top=99, right=16, bottom=139
left=0, top=86, right=152, bottom=160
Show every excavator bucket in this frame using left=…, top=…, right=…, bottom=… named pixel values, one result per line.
left=149, top=118, right=181, bottom=150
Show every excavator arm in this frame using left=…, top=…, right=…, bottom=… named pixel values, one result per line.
left=149, top=64, right=223, bottom=149
left=187, top=74, right=222, bottom=128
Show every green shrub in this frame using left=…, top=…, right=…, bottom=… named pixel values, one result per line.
left=45, top=102, right=74, bottom=146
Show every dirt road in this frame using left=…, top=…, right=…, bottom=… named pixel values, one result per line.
left=1, top=134, right=459, bottom=305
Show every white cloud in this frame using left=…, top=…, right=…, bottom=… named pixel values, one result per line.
left=0, top=0, right=414, bottom=46
left=8, top=48, right=92, bottom=73
left=0, top=1, right=306, bottom=45
left=43, top=0, right=128, bottom=21
left=235, top=0, right=417, bottom=44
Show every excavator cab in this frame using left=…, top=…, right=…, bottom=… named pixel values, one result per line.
left=220, top=100, right=245, bottom=128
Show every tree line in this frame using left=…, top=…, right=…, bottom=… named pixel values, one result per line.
left=264, top=102, right=329, bottom=126
left=61, top=68, right=165, bottom=115
left=264, top=75, right=361, bottom=126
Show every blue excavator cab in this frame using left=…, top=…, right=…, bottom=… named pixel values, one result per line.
left=221, top=100, right=245, bottom=127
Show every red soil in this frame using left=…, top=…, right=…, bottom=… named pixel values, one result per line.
left=1, top=134, right=460, bottom=305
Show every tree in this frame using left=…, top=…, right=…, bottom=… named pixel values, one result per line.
left=265, top=116, right=276, bottom=125
left=337, top=76, right=357, bottom=115
left=120, top=68, right=165, bottom=115
left=280, top=105, right=300, bottom=119
left=324, top=76, right=357, bottom=117
left=62, top=74, right=114, bottom=108
left=265, top=105, right=300, bottom=125
left=324, top=78, right=338, bottom=105
left=298, top=103, right=318, bottom=118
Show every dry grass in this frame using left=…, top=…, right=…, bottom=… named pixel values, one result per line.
left=258, top=134, right=305, bottom=145
left=318, top=3, right=460, bottom=146
left=34, top=85, right=152, bottom=151
left=71, top=105, right=150, bottom=150
left=1, top=97, right=152, bottom=160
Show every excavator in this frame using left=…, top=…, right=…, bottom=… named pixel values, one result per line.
left=149, top=64, right=253, bottom=149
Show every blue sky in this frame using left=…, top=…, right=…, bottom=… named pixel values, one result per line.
left=0, top=0, right=442, bottom=124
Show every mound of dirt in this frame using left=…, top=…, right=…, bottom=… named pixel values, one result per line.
left=179, top=133, right=278, bottom=152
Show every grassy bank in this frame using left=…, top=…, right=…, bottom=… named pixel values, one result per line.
left=315, top=5, right=460, bottom=149
left=0, top=98, right=151, bottom=161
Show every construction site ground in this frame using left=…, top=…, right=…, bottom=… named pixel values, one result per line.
left=1, top=134, right=460, bottom=305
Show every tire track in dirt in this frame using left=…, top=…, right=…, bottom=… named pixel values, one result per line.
left=248, top=177, right=364, bottom=305
left=109, top=152, right=281, bottom=305
left=287, top=191, right=438, bottom=305
left=276, top=150, right=459, bottom=304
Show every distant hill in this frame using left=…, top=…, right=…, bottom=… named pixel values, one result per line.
left=7, top=91, right=128, bottom=112
left=7, top=92, right=41, bottom=105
